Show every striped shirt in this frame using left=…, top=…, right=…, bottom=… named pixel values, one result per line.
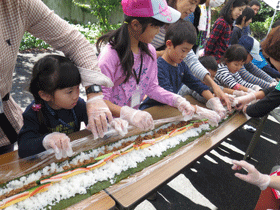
left=0, top=0, right=109, bottom=147
left=239, top=62, right=275, bottom=89
left=215, top=64, right=254, bottom=89
left=151, top=27, right=209, bottom=81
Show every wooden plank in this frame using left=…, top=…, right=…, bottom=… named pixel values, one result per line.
left=107, top=111, right=247, bottom=210
left=66, top=191, right=115, bottom=210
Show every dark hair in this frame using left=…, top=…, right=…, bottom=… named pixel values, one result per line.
left=29, top=55, right=81, bottom=133
left=248, top=0, right=261, bottom=7
left=167, top=0, right=206, bottom=8
left=165, top=19, right=197, bottom=47
left=262, top=26, right=280, bottom=61
left=235, top=6, right=255, bottom=25
left=272, top=20, right=280, bottom=29
left=96, top=15, right=164, bottom=83
left=220, top=0, right=247, bottom=24
left=199, top=56, right=218, bottom=71
left=221, top=44, right=248, bottom=63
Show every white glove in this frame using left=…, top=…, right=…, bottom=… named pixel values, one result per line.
left=86, top=95, right=113, bottom=140
left=174, top=96, right=195, bottom=121
left=206, top=97, right=226, bottom=119
left=270, top=81, right=278, bottom=87
left=43, top=132, right=73, bottom=159
left=233, top=93, right=256, bottom=110
left=233, top=90, right=248, bottom=97
left=195, top=105, right=221, bottom=127
left=252, top=85, right=262, bottom=92
left=247, top=88, right=255, bottom=93
left=109, top=118, right=128, bottom=137
left=120, top=106, right=154, bottom=131
left=232, top=160, right=270, bottom=190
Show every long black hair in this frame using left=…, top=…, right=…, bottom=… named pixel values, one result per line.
left=29, top=55, right=81, bottom=133
left=96, top=15, right=164, bottom=83
left=235, top=6, right=255, bottom=25
left=220, top=0, right=247, bottom=24
left=221, top=44, right=248, bottom=64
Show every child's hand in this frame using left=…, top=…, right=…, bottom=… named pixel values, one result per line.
left=206, top=97, right=226, bottom=119
left=86, top=95, right=113, bottom=140
left=43, top=132, right=73, bottom=159
left=174, top=96, right=195, bottom=121
left=195, top=106, right=221, bottom=127
left=110, top=118, right=128, bottom=137
left=120, top=106, right=154, bottom=131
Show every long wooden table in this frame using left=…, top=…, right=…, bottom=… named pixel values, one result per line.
left=106, top=99, right=248, bottom=210
left=0, top=96, right=248, bottom=210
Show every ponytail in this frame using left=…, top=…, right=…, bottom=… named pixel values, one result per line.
left=96, top=15, right=164, bottom=83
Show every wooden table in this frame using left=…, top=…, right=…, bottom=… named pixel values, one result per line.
left=106, top=99, right=248, bottom=210
left=0, top=96, right=248, bottom=210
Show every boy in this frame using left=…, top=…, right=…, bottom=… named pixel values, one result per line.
left=140, top=19, right=226, bottom=118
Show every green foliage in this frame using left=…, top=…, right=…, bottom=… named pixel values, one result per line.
left=20, top=32, right=50, bottom=51
left=19, top=21, right=122, bottom=51
left=73, top=0, right=121, bottom=34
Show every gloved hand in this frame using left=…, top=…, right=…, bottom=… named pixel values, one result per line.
left=174, top=96, right=195, bottom=121
left=232, top=160, right=270, bottom=190
left=233, top=90, right=248, bottom=97
left=43, top=132, right=73, bottom=159
left=270, top=81, right=278, bottom=87
left=233, top=93, right=256, bottom=110
left=195, top=105, right=221, bottom=127
left=247, top=88, right=255, bottom=93
left=86, top=95, right=113, bottom=140
left=252, top=85, right=262, bottom=92
left=120, top=106, right=154, bottom=131
left=109, top=118, right=128, bottom=137
left=206, top=97, right=226, bottom=119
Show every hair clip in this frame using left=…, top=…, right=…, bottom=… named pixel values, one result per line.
left=32, top=103, right=42, bottom=111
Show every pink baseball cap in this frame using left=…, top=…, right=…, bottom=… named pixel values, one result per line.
left=121, top=0, right=181, bottom=24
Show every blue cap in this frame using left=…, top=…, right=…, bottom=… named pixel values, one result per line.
left=238, top=35, right=263, bottom=61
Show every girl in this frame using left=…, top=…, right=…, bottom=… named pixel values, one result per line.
left=204, top=0, right=247, bottom=61
left=18, top=55, right=127, bottom=159
left=151, top=0, right=231, bottom=113
left=230, top=7, right=255, bottom=45
left=96, top=0, right=220, bottom=130
left=214, top=44, right=261, bottom=92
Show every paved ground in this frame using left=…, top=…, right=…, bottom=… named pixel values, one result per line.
left=12, top=51, right=280, bottom=210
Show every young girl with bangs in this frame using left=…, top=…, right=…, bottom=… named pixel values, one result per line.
left=214, top=44, right=261, bottom=92
left=97, top=0, right=217, bottom=131
left=18, top=55, right=127, bottom=159
left=204, top=0, right=247, bottom=61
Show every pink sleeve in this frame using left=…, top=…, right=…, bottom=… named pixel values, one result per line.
left=98, top=45, right=120, bottom=100
left=145, top=45, right=177, bottom=107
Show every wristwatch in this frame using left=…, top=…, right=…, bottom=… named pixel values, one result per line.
left=86, top=84, right=102, bottom=95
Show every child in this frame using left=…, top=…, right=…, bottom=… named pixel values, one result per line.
left=18, top=55, right=127, bottom=159
left=214, top=44, right=261, bottom=92
left=204, top=0, right=247, bottom=61
left=96, top=0, right=220, bottom=130
left=230, top=7, right=255, bottom=45
left=140, top=20, right=225, bottom=120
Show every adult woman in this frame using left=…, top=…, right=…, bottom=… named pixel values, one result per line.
left=204, top=0, right=247, bottom=61
left=0, top=0, right=114, bottom=155
left=150, top=0, right=231, bottom=116
left=232, top=26, right=280, bottom=209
